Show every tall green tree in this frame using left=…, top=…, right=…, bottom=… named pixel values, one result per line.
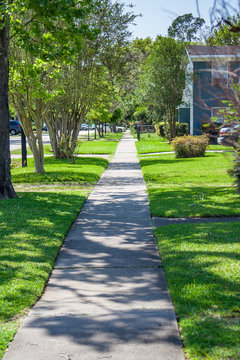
left=139, top=36, right=186, bottom=139
left=0, top=0, right=96, bottom=195
left=168, top=13, right=205, bottom=43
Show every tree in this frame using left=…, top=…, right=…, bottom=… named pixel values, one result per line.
left=45, top=0, right=137, bottom=156
left=0, top=2, right=16, bottom=198
left=207, top=15, right=240, bottom=45
left=139, top=36, right=186, bottom=140
left=168, top=13, right=205, bottom=43
left=0, top=0, right=96, bottom=196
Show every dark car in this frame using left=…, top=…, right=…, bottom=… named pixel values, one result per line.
left=9, top=120, right=22, bottom=135
left=217, top=123, right=240, bottom=147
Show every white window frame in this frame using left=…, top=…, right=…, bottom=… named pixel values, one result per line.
left=212, top=61, right=229, bottom=86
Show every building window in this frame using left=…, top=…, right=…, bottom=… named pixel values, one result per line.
left=212, top=61, right=228, bottom=86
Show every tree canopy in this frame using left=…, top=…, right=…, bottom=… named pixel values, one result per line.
left=168, top=13, right=205, bottom=43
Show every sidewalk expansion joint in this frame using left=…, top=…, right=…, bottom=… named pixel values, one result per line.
left=54, top=265, right=163, bottom=270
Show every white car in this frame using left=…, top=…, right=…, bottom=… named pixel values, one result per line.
left=116, top=126, right=126, bottom=133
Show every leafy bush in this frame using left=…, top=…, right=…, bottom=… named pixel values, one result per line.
left=155, top=122, right=189, bottom=138
left=155, top=122, right=166, bottom=137
left=171, top=135, right=209, bottom=158
left=229, top=151, right=240, bottom=192
left=202, top=122, right=221, bottom=144
left=176, top=122, right=189, bottom=137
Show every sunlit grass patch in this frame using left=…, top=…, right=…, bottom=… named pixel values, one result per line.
left=140, top=153, right=239, bottom=217
left=155, top=222, right=240, bottom=359
left=11, top=157, right=108, bottom=184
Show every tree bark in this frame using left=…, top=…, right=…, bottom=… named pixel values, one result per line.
left=0, top=11, right=17, bottom=199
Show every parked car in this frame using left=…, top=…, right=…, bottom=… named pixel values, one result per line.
left=116, top=126, right=126, bottom=133
left=217, top=123, right=240, bottom=147
left=9, top=120, right=21, bottom=135
left=42, top=123, right=47, bottom=131
left=80, top=123, right=88, bottom=130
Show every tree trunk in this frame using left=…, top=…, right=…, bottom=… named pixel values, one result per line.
left=28, top=135, right=45, bottom=173
left=0, top=13, right=17, bottom=199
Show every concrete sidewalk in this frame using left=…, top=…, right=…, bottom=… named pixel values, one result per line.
left=4, top=131, right=184, bottom=360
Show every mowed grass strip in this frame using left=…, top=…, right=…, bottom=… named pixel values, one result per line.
left=0, top=157, right=108, bottom=358
left=155, top=222, right=240, bottom=360
left=140, top=152, right=240, bottom=217
left=11, top=156, right=108, bottom=184
left=75, top=138, right=121, bottom=154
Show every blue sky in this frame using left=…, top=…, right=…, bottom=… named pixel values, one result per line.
left=126, top=0, right=240, bottom=40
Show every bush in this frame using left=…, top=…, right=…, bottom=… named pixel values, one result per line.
left=155, top=122, right=189, bottom=138
left=229, top=151, right=240, bottom=192
left=155, top=122, right=166, bottom=137
left=171, top=135, right=209, bottom=158
left=176, top=122, right=189, bottom=137
left=201, top=122, right=220, bottom=144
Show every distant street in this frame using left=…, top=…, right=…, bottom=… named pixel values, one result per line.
left=10, top=130, right=91, bottom=153
left=10, top=133, right=51, bottom=152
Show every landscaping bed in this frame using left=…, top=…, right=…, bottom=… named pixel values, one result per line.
left=0, top=156, right=108, bottom=358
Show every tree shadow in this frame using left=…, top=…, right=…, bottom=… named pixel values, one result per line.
left=149, top=186, right=240, bottom=217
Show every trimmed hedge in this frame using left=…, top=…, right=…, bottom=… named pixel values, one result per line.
left=171, top=135, right=209, bottom=158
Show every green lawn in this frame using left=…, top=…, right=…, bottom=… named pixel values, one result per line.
left=155, top=222, right=240, bottom=360
left=11, top=157, right=108, bottom=184
left=140, top=153, right=240, bottom=217
left=75, top=138, right=120, bottom=154
left=11, top=144, right=53, bottom=155
left=0, top=156, right=108, bottom=359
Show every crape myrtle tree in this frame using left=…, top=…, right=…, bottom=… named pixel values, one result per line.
left=44, top=0, right=137, bottom=158
left=9, top=47, right=63, bottom=172
left=138, top=36, right=186, bottom=140
left=0, top=0, right=97, bottom=195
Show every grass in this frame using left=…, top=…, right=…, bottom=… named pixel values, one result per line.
left=0, top=156, right=109, bottom=358
left=11, top=157, right=108, bottom=184
left=155, top=222, right=240, bottom=360
left=75, top=138, right=120, bottom=154
left=11, top=144, right=53, bottom=155
left=139, top=152, right=240, bottom=217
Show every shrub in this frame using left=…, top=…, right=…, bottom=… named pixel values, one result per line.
left=229, top=151, right=240, bottom=192
left=201, top=122, right=221, bottom=144
left=171, top=135, right=209, bottom=158
left=155, top=122, right=166, bottom=138
left=155, top=122, right=189, bottom=138
left=176, top=122, right=189, bottom=137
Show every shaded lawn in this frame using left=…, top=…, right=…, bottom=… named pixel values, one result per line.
left=155, top=222, right=240, bottom=360
left=140, top=153, right=240, bottom=217
left=0, top=156, right=108, bottom=358
left=0, top=187, right=91, bottom=358
left=11, top=157, right=108, bottom=184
